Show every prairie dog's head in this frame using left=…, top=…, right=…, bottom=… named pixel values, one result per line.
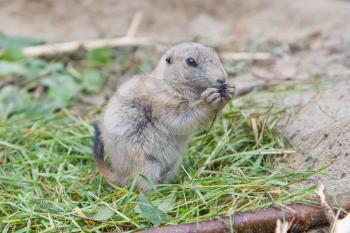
left=155, top=42, right=227, bottom=91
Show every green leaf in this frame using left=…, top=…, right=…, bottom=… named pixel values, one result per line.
left=21, top=102, right=54, bottom=119
left=136, top=193, right=171, bottom=226
left=86, top=47, right=111, bottom=65
left=0, top=31, right=44, bottom=49
left=0, top=61, right=26, bottom=76
left=92, top=206, right=114, bottom=221
left=0, top=85, right=30, bottom=118
left=42, top=75, right=80, bottom=105
left=23, top=59, right=48, bottom=81
left=0, top=85, right=51, bottom=119
left=82, top=70, right=104, bottom=93
left=152, top=196, right=176, bottom=212
left=0, top=48, right=24, bottom=61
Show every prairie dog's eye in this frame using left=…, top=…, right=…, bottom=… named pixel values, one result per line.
left=185, top=58, right=198, bottom=67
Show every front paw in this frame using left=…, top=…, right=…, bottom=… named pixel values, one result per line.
left=201, top=87, right=231, bottom=108
left=201, top=88, right=221, bottom=107
left=217, top=83, right=235, bottom=99
left=201, top=85, right=235, bottom=107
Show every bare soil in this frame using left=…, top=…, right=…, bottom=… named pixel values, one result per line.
left=1, top=0, right=349, bottom=42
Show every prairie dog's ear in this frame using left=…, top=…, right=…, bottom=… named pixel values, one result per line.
left=205, top=44, right=219, bottom=54
left=164, top=49, right=173, bottom=65
left=165, top=54, right=172, bottom=64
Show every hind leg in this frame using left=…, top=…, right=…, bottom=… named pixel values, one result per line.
left=132, top=160, right=164, bottom=191
left=160, top=159, right=181, bottom=184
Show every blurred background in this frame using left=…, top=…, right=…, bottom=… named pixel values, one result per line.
left=1, top=0, right=350, bottom=42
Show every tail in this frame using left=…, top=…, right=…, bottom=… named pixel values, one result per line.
left=93, top=123, right=116, bottom=181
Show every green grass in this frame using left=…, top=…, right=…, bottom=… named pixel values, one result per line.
left=0, top=46, right=319, bottom=232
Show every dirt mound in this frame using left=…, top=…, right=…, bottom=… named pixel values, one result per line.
left=284, top=81, right=350, bottom=192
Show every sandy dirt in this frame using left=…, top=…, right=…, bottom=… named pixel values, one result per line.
left=1, top=0, right=349, bottom=42
left=283, top=81, right=350, bottom=190
left=1, top=0, right=350, bottom=231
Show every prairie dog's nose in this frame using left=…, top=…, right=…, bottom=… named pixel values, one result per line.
left=216, top=79, right=225, bottom=84
left=215, top=72, right=227, bottom=84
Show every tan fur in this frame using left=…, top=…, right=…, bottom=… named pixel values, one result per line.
left=95, top=42, right=235, bottom=191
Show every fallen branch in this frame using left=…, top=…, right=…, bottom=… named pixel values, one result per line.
left=221, top=52, right=272, bottom=61
left=20, top=31, right=273, bottom=61
left=134, top=194, right=350, bottom=233
left=317, top=184, right=337, bottom=230
left=317, top=185, right=350, bottom=233
left=235, top=82, right=272, bottom=98
left=22, top=10, right=151, bottom=57
left=234, top=73, right=303, bottom=98
left=22, top=36, right=153, bottom=57
left=126, top=11, right=143, bottom=37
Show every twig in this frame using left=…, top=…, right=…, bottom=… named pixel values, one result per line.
left=317, top=184, right=336, bottom=224
left=22, top=10, right=147, bottom=57
left=126, top=12, right=143, bottom=37
left=235, top=82, right=272, bottom=97
left=317, top=185, right=350, bottom=233
left=22, top=37, right=153, bottom=57
left=234, top=72, right=302, bottom=98
left=133, top=194, right=350, bottom=233
left=275, top=219, right=291, bottom=233
left=21, top=36, right=273, bottom=60
left=221, top=52, right=272, bottom=61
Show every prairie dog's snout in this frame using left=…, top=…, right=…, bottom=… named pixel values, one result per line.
left=94, top=42, right=235, bottom=191
left=211, top=67, right=230, bottom=97
left=209, top=64, right=228, bottom=86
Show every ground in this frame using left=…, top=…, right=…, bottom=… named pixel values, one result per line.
left=1, top=0, right=350, bottom=232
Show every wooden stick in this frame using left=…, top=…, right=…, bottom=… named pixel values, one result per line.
left=22, top=36, right=153, bottom=57
left=317, top=185, right=336, bottom=227
left=275, top=219, right=291, bottom=233
left=133, top=194, right=350, bottom=233
left=21, top=10, right=148, bottom=58
left=21, top=36, right=272, bottom=60
left=126, top=11, right=143, bottom=37
left=222, top=52, right=272, bottom=61
left=235, top=82, right=272, bottom=97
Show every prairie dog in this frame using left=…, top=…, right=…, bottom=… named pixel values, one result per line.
left=94, top=42, right=235, bottom=191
